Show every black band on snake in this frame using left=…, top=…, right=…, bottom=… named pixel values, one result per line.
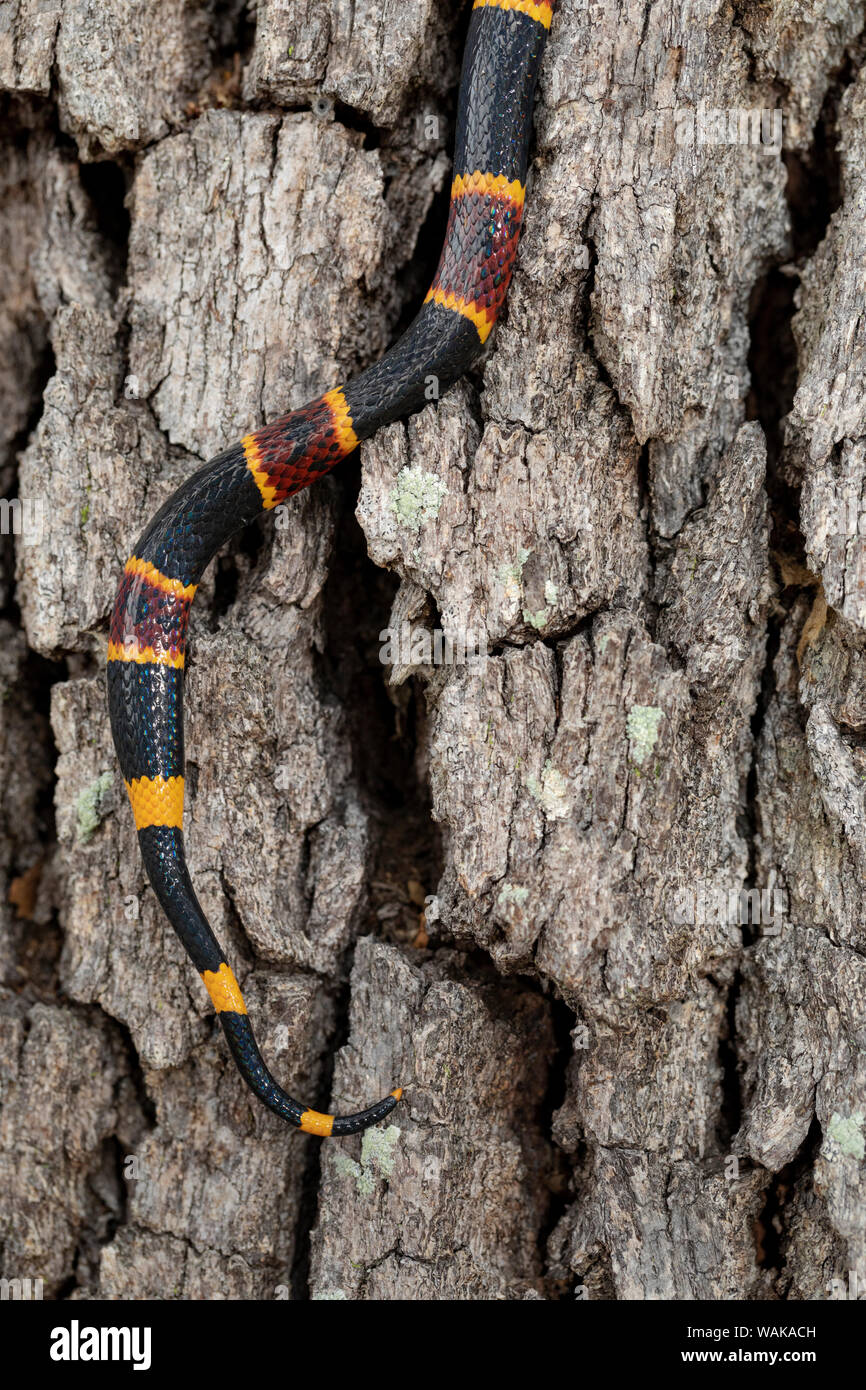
left=107, top=0, right=556, bottom=1137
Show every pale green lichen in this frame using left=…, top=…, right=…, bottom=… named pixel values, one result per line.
left=824, top=1111, right=865, bottom=1161
left=526, top=760, right=571, bottom=819
left=498, top=883, right=529, bottom=910
left=334, top=1125, right=401, bottom=1196
left=333, top=1150, right=361, bottom=1184
left=76, top=771, right=114, bottom=844
left=522, top=578, right=559, bottom=629
left=312, top=1288, right=348, bottom=1300
left=626, top=704, right=663, bottom=767
left=498, top=548, right=530, bottom=604
left=361, top=1123, right=401, bottom=1180
left=358, top=1163, right=378, bottom=1196
left=389, top=467, right=447, bottom=529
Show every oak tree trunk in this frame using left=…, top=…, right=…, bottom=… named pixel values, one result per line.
left=2, top=0, right=866, bottom=1300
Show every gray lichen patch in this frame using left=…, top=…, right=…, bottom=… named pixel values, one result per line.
left=75, top=771, right=115, bottom=844
left=361, top=1123, right=401, bottom=1179
left=498, top=882, right=530, bottom=909
left=626, top=704, right=663, bottom=767
left=334, top=1124, right=402, bottom=1197
left=525, top=760, right=571, bottom=819
left=523, top=580, right=559, bottom=630
left=389, top=466, right=447, bottom=530
left=823, top=1111, right=865, bottom=1162
left=498, top=548, right=531, bottom=606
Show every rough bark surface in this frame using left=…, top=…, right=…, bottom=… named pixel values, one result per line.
left=2, top=0, right=866, bottom=1301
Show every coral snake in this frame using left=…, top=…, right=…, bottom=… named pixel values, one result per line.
left=108, top=0, right=556, bottom=1137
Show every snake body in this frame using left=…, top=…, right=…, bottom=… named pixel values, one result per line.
left=107, top=0, right=556, bottom=1137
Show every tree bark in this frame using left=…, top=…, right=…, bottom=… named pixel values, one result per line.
left=1, top=0, right=866, bottom=1301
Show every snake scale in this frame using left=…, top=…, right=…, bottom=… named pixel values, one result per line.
left=107, top=0, right=556, bottom=1136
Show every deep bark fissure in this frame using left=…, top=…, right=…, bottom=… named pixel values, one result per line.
left=717, top=967, right=744, bottom=1152
left=732, top=28, right=865, bottom=1291
left=77, top=157, right=131, bottom=284
left=755, top=1116, right=823, bottom=1279
left=537, top=991, right=579, bottom=1298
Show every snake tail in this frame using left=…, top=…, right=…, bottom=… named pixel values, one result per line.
left=107, top=0, right=555, bottom=1136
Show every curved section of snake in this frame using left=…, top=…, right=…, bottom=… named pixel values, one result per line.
left=107, top=0, right=556, bottom=1137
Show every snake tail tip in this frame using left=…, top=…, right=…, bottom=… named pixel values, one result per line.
left=390, top=1086, right=403, bottom=1101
